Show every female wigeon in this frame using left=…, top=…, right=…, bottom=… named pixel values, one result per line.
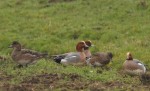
left=52, top=41, right=88, bottom=65
left=84, top=40, right=113, bottom=67
left=123, top=52, right=146, bottom=75
left=9, top=41, right=48, bottom=67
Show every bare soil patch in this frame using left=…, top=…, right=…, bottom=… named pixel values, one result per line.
left=0, top=73, right=12, bottom=82
left=0, top=73, right=150, bottom=91
left=21, top=73, right=89, bottom=90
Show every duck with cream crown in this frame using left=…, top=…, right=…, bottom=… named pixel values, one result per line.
left=123, top=52, right=146, bottom=76
left=51, top=41, right=88, bottom=65
left=84, top=40, right=113, bottom=67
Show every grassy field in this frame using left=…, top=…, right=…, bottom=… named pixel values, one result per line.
left=0, top=0, right=150, bottom=90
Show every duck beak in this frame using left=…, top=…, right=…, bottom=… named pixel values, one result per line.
left=91, top=44, right=95, bottom=47
left=85, top=44, right=89, bottom=48
left=8, top=45, right=13, bottom=48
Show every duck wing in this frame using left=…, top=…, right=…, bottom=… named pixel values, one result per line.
left=133, top=59, right=144, bottom=64
left=91, top=52, right=112, bottom=65
left=51, top=53, right=70, bottom=58
left=61, top=52, right=81, bottom=64
left=133, top=59, right=146, bottom=72
left=21, top=49, right=48, bottom=58
left=16, top=52, right=40, bottom=65
left=51, top=52, right=74, bottom=63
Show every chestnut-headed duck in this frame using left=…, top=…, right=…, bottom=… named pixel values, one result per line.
left=52, top=41, right=88, bottom=65
left=9, top=41, right=48, bottom=67
left=123, top=52, right=146, bottom=75
left=84, top=40, right=113, bottom=67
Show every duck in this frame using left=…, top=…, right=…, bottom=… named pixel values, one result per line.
left=123, top=52, right=146, bottom=75
left=51, top=41, right=88, bottom=65
left=9, top=41, right=48, bottom=67
left=84, top=40, right=113, bottom=67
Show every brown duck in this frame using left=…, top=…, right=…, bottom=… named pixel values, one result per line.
left=9, top=41, right=48, bottom=67
left=123, top=52, right=146, bottom=75
left=84, top=40, right=113, bottom=67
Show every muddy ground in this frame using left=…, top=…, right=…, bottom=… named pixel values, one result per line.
left=0, top=72, right=150, bottom=91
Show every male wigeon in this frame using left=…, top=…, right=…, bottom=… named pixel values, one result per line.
left=123, top=52, right=146, bottom=75
left=52, top=41, right=88, bottom=65
left=84, top=40, right=113, bottom=67
left=9, top=41, right=48, bottom=67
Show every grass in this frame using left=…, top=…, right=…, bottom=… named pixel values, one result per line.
left=0, top=0, right=150, bottom=90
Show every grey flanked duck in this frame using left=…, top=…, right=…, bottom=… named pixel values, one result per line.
left=84, top=40, right=113, bottom=67
left=9, top=41, right=48, bottom=67
left=51, top=41, right=88, bottom=65
left=123, top=52, right=146, bottom=75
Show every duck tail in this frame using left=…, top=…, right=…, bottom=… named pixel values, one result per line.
left=140, top=72, right=150, bottom=84
left=40, top=52, right=48, bottom=58
left=43, top=53, right=48, bottom=57
left=52, top=56, right=64, bottom=64
left=50, top=54, right=67, bottom=63
left=107, top=52, right=113, bottom=59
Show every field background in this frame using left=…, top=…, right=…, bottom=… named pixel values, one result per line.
left=0, top=0, right=150, bottom=90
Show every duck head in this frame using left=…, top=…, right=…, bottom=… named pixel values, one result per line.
left=84, top=40, right=94, bottom=50
left=108, top=52, right=113, bottom=59
left=126, top=52, right=133, bottom=60
left=9, top=41, right=21, bottom=51
left=76, top=41, right=88, bottom=52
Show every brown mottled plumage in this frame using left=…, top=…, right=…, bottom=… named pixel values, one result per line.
left=84, top=40, right=113, bottom=67
left=9, top=41, right=48, bottom=67
left=88, top=52, right=113, bottom=66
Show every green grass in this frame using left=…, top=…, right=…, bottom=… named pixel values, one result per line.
left=0, top=0, right=150, bottom=90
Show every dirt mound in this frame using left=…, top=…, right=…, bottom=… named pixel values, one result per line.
left=21, top=73, right=89, bottom=90
left=22, top=73, right=82, bottom=83
left=0, top=73, right=12, bottom=82
left=1, top=72, right=150, bottom=91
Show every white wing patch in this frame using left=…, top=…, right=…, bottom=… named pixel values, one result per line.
left=65, top=56, right=77, bottom=60
left=137, top=63, right=143, bottom=66
left=61, top=56, right=77, bottom=64
left=61, top=59, right=68, bottom=64
left=137, top=63, right=146, bottom=73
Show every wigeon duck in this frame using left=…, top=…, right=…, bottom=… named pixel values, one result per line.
left=84, top=40, right=113, bottom=67
left=9, top=41, right=48, bottom=67
left=52, top=41, right=88, bottom=65
left=123, top=52, right=146, bottom=75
